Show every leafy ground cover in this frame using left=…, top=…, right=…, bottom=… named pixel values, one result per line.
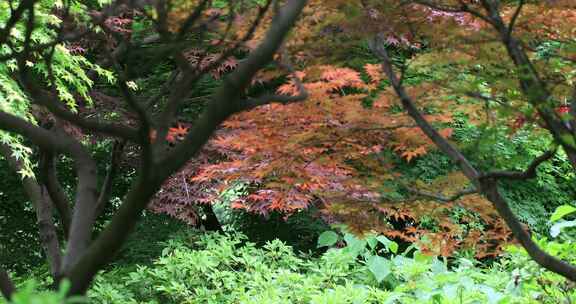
left=5, top=230, right=576, bottom=304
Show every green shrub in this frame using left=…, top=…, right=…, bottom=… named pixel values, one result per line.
left=0, top=281, right=85, bottom=304
left=451, top=114, right=576, bottom=234
left=4, top=231, right=575, bottom=304
left=81, top=231, right=575, bottom=304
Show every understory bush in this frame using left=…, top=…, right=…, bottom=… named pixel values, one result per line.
left=6, top=231, right=572, bottom=304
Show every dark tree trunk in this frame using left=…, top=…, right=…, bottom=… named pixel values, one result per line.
left=36, top=188, right=63, bottom=280
left=0, top=268, right=15, bottom=300
left=201, top=204, right=222, bottom=232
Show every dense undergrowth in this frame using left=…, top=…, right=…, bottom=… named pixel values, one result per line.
left=4, top=230, right=576, bottom=304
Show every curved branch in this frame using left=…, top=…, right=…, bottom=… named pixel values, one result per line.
left=158, top=0, right=308, bottom=174
left=482, top=178, right=576, bottom=281
left=19, top=76, right=141, bottom=143
left=60, top=150, right=99, bottom=275
left=410, top=0, right=496, bottom=26
left=371, top=35, right=481, bottom=185
left=109, top=59, right=151, bottom=143
left=0, top=110, right=99, bottom=274
left=0, top=111, right=68, bottom=151
left=507, top=0, right=524, bottom=39
left=152, top=0, right=273, bottom=149
left=0, top=143, right=63, bottom=280
left=481, top=147, right=557, bottom=181
left=478, top=1, right=576, bottom=170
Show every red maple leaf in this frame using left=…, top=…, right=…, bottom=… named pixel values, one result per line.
left=167, top=123, right=189, bottom=143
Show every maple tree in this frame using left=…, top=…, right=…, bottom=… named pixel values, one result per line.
left=155, top=61, right=512, bottom=258
left=370, top=0, right=576, bottom=280
left=0, top=0, right=307, bottom=299
left=151, top=0, right=576, bottom=279
left=152, top=2, right=512, bottom=257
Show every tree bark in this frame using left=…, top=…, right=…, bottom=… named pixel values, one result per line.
left=40, top=151, right=72, bottom=238
left=36, top=188, right=63, bottom=280
left=0, top=267, right=15, bottom=301
left=96, top=140, right=125, bottom=217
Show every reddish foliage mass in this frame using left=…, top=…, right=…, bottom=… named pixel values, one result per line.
left=148, top=0, right=576, bottom=257
left=151, top=61, right=511, bottom=257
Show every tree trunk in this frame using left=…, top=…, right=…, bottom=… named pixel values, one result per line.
left=0, top=267, right=15, bottom=301
left=201, top=204, right=222, bottom=232
left=36, top=188, right=63, bottom=280
left=0, top=144, right=62, bottom=279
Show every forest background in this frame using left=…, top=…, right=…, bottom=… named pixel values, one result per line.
left=1, top=0, right=576, bottom=303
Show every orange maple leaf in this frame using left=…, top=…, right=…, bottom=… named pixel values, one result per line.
left=167, top=123, right=189, bottom=143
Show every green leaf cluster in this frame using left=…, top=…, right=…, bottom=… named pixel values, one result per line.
left=75, top=232, right=576, bottom=303
left=0, top=0, right=114, bottom=178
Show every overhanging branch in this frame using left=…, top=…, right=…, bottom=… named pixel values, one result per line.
left=481, top=146, right=557, bottom=181
left=370, top=34, right=481, bottom=185
left=407, top=186, right=477, bottom=202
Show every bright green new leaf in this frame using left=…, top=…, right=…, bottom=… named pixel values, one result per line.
left=550, top=204, right=576, bottom=222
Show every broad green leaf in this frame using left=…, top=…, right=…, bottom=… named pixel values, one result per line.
left=344, top=233, right=367, bottom=257
left=317, top=231, right=339, bottom=248
left=376, top=235, right=398, bottom=254
left=367, top=255, right=391, bottom=283
left=478, top=285, right=504, bottom=304
left=414, top=251, right=433, bottom=263
left=366, top=235, right=378, bottom=250
left=388, top=242, right=399, bottom=254
left=550, top=204, right=576, bottom=222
